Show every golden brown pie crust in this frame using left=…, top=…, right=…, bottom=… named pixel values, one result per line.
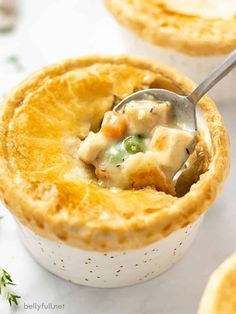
left=0, top=55, right=230, bottom=251
left=198, top=253, right=236, bottom=314
left=105, top=0, right=236, bottom=56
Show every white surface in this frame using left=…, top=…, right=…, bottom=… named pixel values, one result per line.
left=0, top=0, right=235, bottom=313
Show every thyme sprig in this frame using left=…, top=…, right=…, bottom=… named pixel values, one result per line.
left=0, top=268, right=20, bottom=306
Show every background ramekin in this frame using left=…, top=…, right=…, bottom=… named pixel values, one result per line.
left=17, top=215, right=203, bottom=288
left=120, top=29, right=236, bottom=103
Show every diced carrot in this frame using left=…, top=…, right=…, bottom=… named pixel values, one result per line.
left=101, top=111, right=127, bottom=138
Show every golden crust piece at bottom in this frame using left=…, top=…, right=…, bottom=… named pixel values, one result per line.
left=128, top=159, right=175, bottom=195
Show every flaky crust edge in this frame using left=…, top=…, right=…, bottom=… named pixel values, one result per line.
left=0, top=55, right=230, bottom=251
left=105, top=0, right=236, bottom=56
left=198, top=253, right=236, bottom=314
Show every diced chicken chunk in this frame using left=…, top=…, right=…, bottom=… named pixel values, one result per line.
left=150, top=126, right=194, bottom=178
left=124, top=100, right=172, bottom=135
left=78, top=131, right=112, bottom=164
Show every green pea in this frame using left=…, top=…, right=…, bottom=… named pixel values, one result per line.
left=105, top=144, right=127, bottom=164
left=123, top=135, right=144, bottom=154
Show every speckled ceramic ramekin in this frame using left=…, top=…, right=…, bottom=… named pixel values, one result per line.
left=17, top=216, right=203, bottom=288
left=15, top=105, right=209, bottom=288
left=120, top=29, right=236, bottom=102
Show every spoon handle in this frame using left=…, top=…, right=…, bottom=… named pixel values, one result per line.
left=187, top=49, right=236, bottom=105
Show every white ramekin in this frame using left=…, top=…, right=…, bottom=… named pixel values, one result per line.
left=16, top=99, right=209, bottom=288
left=120, top=28, right=236, bottom=102
left=17, top=215, right=203, bottom=288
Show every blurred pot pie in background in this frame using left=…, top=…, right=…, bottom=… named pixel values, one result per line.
left=198, top=253, right=236, bottom=314
left=105, top=0, right=236, bottom=56
left=105, top=0, right=236, bottom=101
left=0, top=55, right=229, bottom=286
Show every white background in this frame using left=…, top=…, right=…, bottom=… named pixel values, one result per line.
left=0, top=1, right=235, bottom=313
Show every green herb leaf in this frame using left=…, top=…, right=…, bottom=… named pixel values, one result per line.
left=6, top=292, right=21, bottom=306
left=6, top=54, right=24, bottom=72
left=6, top=55, right=19, bottom=64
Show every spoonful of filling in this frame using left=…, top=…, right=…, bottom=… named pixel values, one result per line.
left=78, top=99, right=194, bottom=193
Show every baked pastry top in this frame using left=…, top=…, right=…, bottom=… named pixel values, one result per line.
left=0, top=55, right=229, bottom=251
left=105, top=0, right=236, bottom=56
left=198, top=253, right=236, bottom=314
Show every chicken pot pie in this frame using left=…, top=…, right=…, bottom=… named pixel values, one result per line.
left=105, top=0, right=236, bottom=56
left=0, top=55, right=229, bottom=251
left=198, top=253, right=236, bottom=314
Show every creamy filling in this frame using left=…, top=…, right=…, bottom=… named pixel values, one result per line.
left=154, top=0, right=236, bottom=19
left=78, top=99, right=195, bottom=194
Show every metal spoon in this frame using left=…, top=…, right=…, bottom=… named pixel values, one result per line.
left=114, top=49, right=236, bottom=162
